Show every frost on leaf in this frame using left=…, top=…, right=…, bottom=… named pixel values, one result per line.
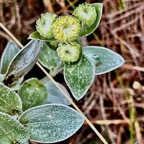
left=0, top=112, right=29, bottom=144
left=0, top=83, right=22, bottom=115
left=83, top=46, right=125, bottom=75
left=19, top=104, right=84, bottom=143
left=64, top=55, right=95, bottom=100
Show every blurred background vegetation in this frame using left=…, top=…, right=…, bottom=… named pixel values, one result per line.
left=0, top=0, right=144, bottom=144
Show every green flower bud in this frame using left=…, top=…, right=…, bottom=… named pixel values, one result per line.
left=53, top=16, right=81, bottom=42
left=36, top=12, right=57, bottom=38
left=73, top=3, right=97, bottom=27
left=57, top=42, right=81, bottom=63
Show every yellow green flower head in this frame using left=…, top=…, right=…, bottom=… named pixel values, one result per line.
left=57, top=42, right=81, bottom=63
left=73, top=3, right=97, bottom=27
left=53, top=16, right=81, bottom=42
left=36, top=12, right=57, bottom=38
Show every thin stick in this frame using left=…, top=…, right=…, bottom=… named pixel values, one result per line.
left=122, top=64, right=144, bottom=72
left=0, top=23, right=23, bottom=48
left=91, top=119, right=130, bottom=125
left=0, top=22, right=108, bottom=144
left=134, top=121, right=142, bottom=144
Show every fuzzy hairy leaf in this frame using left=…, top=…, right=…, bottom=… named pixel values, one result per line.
left=0, top=83, right=22, bottom=115
left=83, top=46, right=125, bottom=75
left=18, top=78, right=47, bottom=111
left=41, top=77, right=70, bottom=105
left=64, top=55, right=95, bottom=100
left=0, top=112, right=30, bottom=144
left=39, top=42, right=63, bottom=76
left=0, top=74, right=5, bottom=82
left=4, top=40, right=43, bottom=85
left=0, top=41, right=20, bottom=74
left=19, top=104, right=84, bottom=143
left=80, top=3, right=103, bottom=36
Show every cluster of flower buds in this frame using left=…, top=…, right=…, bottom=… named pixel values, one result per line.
left=36, top=3, right=97, bottom=63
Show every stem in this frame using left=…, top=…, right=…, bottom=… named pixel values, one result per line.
left=0, top=23, right=23, bottom=48
left=129, top=95, right=134, bottom=144
left=0, top=22, right=108, bottom=144
left=67, top=0, right=75, bottom=9
left=115, top=70, right=135, bottom=144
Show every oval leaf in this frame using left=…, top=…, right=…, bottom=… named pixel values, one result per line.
left=4, top=40, right=43, bottom=85
left=18, top=78, right=47, bottom=111
left=0, top=83, right=22, bottom=115
left=83, top=46, right=125, bottom=75
left=39, top=42, right=63, bottom=76
left=44, top=82, right=70, bottom=105
left=0, top=112, right=30, bottom=144
left=0, top=41, right=20, bottom=74
left=80, top=3, right=103, bottom=36
left=19, top=104, right=84, bottom=143
left=64, top=55, right=95, bottom=100
left=41, top=77, right=70, bottom=105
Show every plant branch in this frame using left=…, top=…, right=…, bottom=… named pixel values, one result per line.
left=0, top=22, right=108, bottom=144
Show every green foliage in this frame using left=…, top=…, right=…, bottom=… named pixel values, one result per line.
left=38, top=42, right=63, bottom=76
left=4, top=40, right=43, bottom=85
left=0, top=2, right=124, bottom=144
left=18, top=78, right=47, bottom=111
left=83, top=46, right=125, bottom=75
left=64, top=55, right=95, bottom=100
left=0, top=83, right=22, bottom=115
left=0, top=112, right=30, bottom=144
left=0, top=74, right=5, bottom=82
left=19, top=104, right=84, bottom=143
left=28, top=31, right=52, bottom=41
left=41, top=76, right=70, bottom=105
left=0, top=41, right=20, bottom=74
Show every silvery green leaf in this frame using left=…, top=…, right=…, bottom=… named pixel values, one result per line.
left=41, top=77, right=70, bottom=105
left=0, top=112, right=30, bottom=144
left=0, top=74, right=5, bottom=82
left=64, top=55, right=95, bottom=100
left=40, top=75, right=51, bottom=83
left=83, top=46, right=125, bottom=75
left=39, top=42, right=63, bottom=76
left=18, top=78, right=47, bottom=111
left=0, top=41, right=20, bottom=74
left=0, top=83, right=22, bottom=115
left=4, top=40, right=43, bottom=85
left=28, top=31, right=55, bottom=41
left=19, top=104, right=84, bottom=143
left=80, top=3, right=103, bottom=36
